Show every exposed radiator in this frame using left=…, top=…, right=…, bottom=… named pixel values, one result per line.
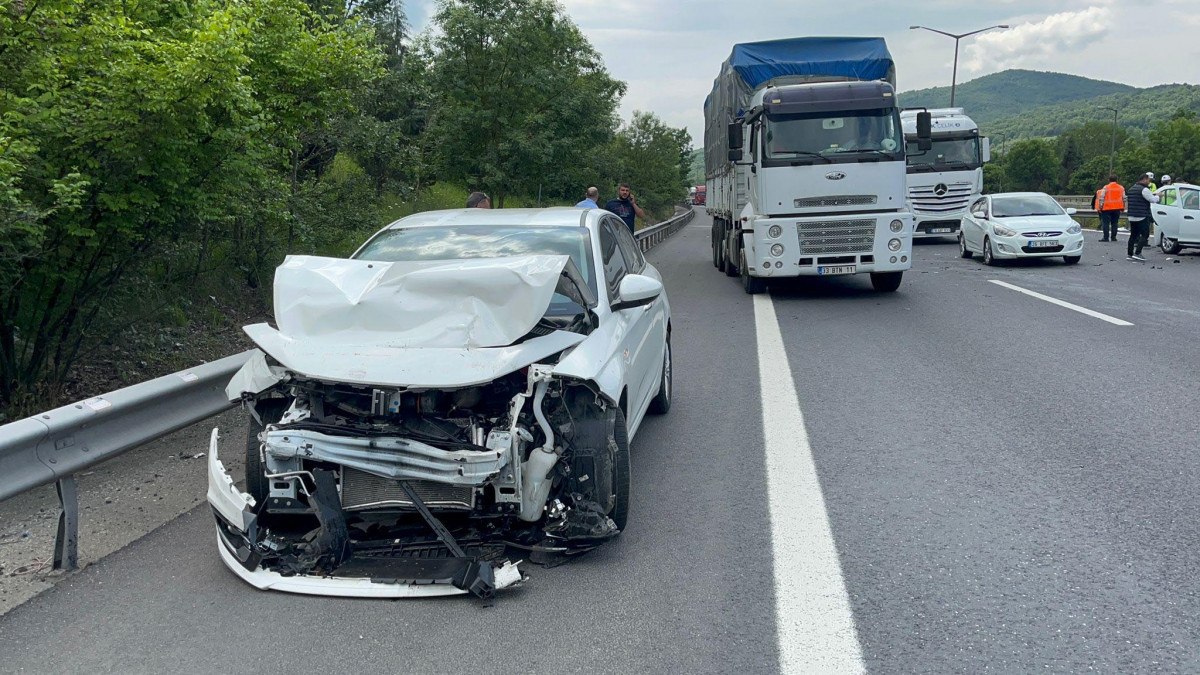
left=340, top=468, right=475, bottom=511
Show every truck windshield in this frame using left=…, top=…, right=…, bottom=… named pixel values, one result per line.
left=763, top=109, right=902, bottom=165
left=905, top=135, right=981, bottom=172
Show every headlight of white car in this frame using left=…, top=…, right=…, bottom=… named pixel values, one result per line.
left=993, top=224, right=1018, bottom=237
left=1067, top=224, right=1082, bottom=234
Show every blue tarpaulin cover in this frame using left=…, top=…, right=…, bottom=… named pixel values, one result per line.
left=728, top=37, right=893, bottom=89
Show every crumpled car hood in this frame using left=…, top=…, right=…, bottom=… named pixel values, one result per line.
left=240, top=254, right=587, bottom=388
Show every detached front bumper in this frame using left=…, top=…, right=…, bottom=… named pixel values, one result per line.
left=205, top=429, right=524, bottom=599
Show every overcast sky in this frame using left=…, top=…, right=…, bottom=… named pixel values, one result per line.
left=403, top=0, right=1200, bottom=143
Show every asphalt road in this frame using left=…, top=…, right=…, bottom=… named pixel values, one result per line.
left=3, top=217, right=1200, bottom=672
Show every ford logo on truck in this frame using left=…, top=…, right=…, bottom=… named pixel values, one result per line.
left=825, top=171, right=846, bottom=180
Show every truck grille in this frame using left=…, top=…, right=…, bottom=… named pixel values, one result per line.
left=796, top=220, right=876, bottom=255
left=908, top=183, right=973, bottom=214
left=793, top=194, right=878, bottom=208
left=341, top=468, right=475, bottom=511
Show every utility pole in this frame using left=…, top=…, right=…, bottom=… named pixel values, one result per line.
left=1100, top=106, right=1119, bottom=174
left=910, top=25, right=1010, bottom=107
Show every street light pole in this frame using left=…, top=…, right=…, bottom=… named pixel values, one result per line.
left=1100, top=106, right=1119, bottom=174
left=910, top=25, right=1010, bottom=107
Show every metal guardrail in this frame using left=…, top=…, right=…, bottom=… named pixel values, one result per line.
left=636, top=206, right=695, bottom=251
left=0, top=352, right=252, bottom=569
left=0, top=207, right=695, bottom=571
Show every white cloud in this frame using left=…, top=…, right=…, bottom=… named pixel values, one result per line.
left=961, top=6, right=1111, bottom=73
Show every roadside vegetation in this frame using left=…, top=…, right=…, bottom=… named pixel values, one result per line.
left=0, top=0, right=692, bottom=418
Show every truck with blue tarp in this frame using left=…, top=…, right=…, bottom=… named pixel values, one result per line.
left=705, top=37, right=929, bottom=293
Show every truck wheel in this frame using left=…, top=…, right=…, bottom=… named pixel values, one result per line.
left=245, top=398, right=289, bottom=503
left=870, top=271, right=903, bottom=292
left=740, top=250, right=766, bottom=294
left=724, top=231, right=739, bottom=277
left=711, top=221, right=720, bottom=268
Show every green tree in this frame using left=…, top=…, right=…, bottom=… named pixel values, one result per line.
left=1004, top=139, right=1060, bottom=192
left=608, top=111, right=692, bottom=221
left=425, top=0, right=625, bottom=205
left=1147, top=115, right=1200, bottom=183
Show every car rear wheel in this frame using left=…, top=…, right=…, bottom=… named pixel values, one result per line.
left=647, top=337, right=672, bottom=414
left=245, top=398, right=289, bottom=503
left=959, top=233, right=973, bottom=258
left=1063, top=255, right=1081, bottom=265
left=983, top=237, right=997, bottom=266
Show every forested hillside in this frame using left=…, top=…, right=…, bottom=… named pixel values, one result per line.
left=983, top=85, right=1200, bottom=140
left=901, top=69, right=1136, bottom=124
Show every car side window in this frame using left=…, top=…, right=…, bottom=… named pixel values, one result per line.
left=610, top=216, right=645, bottom=273
left=971, top=198, right=987, bottom=218
left=1182, top=189, right=1199, bottom=211
left=598, top=219, right=628, bottom=299
left=1161, top=188, right=1178, bottom=206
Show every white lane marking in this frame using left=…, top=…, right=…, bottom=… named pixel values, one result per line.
left=753, top=294, right=866, bottom=674
left=987, top=279, right=1134, bottom=326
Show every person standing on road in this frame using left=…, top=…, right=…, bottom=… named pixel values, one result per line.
left=466, top=192, right=491, bottom=209
left=605, top=183, right=647, bottom=234
left=1097, top=174, right=1125, bottom=242
left=1126, top=172, right=1159, bottom=261
left=576, top=187, right=600, bottom=209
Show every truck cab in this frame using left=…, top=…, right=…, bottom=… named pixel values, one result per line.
left=900, top=108, right=989, bottom=238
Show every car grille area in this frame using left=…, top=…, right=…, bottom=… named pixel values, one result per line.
left=909, top=183, right=973, bottom=215
left=1020, top=244, right=1065, bottom=253
left=796, top=220, right=876, bottom=255
left=340, top=468, right=475, bottom=511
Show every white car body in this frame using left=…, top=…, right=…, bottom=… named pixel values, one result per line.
left=207, top=208, right=672, bottom=599
left=959, top=192, right=1085, bottom=264
left=1153, top=183, right=1200, bottom=254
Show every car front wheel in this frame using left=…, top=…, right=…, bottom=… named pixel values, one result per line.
left=1063, top=255, right=1081, bottom=265
left=648, top=337, right=672, bottom=414
left=983, top=237, right=997, bottom=266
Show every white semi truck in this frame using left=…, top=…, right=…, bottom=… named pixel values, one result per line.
left=706, top=37, right=929, bottom=294
left=900, top=108, right=990, bottom=238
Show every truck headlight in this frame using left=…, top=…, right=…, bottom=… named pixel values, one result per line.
left=890, top=219, right=904, bottom=233
left=888, top=238, right=902, bottom=251
left=770, top=244, right=785, bottom=256
left=768, top=225, right=783, bottom=238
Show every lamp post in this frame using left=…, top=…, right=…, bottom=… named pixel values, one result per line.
left=1100, top=106, right=1119, bottom=174
left=910, top=24, right=1010, bottom=107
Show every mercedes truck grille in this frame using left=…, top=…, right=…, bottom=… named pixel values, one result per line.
left=793, top=194, right=878, bottom=208
left=796, top=220, right=875, bottom=255
left=908, top=183, right=973, bottom=214
left=340, top=468, right=475, bottom=511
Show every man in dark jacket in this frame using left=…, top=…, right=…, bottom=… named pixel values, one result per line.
left=604, top=183, right=647, bottom=233
left=1125, top=172, right=1159, bottom=261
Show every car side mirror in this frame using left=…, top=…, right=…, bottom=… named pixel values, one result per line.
left=1065, top=207, right=1077, bottom=215
left=611, top=274, right=663, bottom=312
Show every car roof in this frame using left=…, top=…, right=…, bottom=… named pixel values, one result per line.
left=987, top=192, right=1054, bottom=199
left=381, top=207, right=598, bottom=231
left=1160, top=182, right=1199, bottom=190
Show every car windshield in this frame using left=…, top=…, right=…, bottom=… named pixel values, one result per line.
left=906, top=135, right=981, bottom=171
left=991, top=195, right=1065, bottom=218
left=764, top=108, right=902, bottom=163
left=354, top=225, right=596, bottom=312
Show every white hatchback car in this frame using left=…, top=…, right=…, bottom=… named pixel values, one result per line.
left=1153, top=182, right=1200, bottom=254
left=959, top=192, right=1084, bottom=265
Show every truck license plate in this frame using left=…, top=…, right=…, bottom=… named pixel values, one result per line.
left=1027, top=240, right=1058, bottom=248
left=929, top=227, right=952, bottom=234
left=817, top=265, right=856, bottom=276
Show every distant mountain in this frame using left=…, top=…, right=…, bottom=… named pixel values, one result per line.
left=983, top=84, right=1200, bottom=141
left=900, top=69, right=1137, bottom=124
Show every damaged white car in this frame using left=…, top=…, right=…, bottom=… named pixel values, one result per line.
left=207, top=208, right=672, bottom=600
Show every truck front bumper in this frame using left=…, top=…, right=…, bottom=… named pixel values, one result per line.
left=742, top=213, right=913, bottom=278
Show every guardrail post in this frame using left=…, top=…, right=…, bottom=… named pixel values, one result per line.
left=53, top=475, right=79, bottom=571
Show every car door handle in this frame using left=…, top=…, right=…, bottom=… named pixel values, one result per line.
left=1155, top=210, right=1166, bottom=215
left=1186, top=215, right=1195, bottom=220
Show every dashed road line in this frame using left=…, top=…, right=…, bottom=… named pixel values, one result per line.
left=753, top=293, right=866, bottom=674
left=987, top=279, right=1134, bottom=326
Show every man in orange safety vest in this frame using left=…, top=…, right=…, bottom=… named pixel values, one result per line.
left=1095, top=174, right=1125, bottom=242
